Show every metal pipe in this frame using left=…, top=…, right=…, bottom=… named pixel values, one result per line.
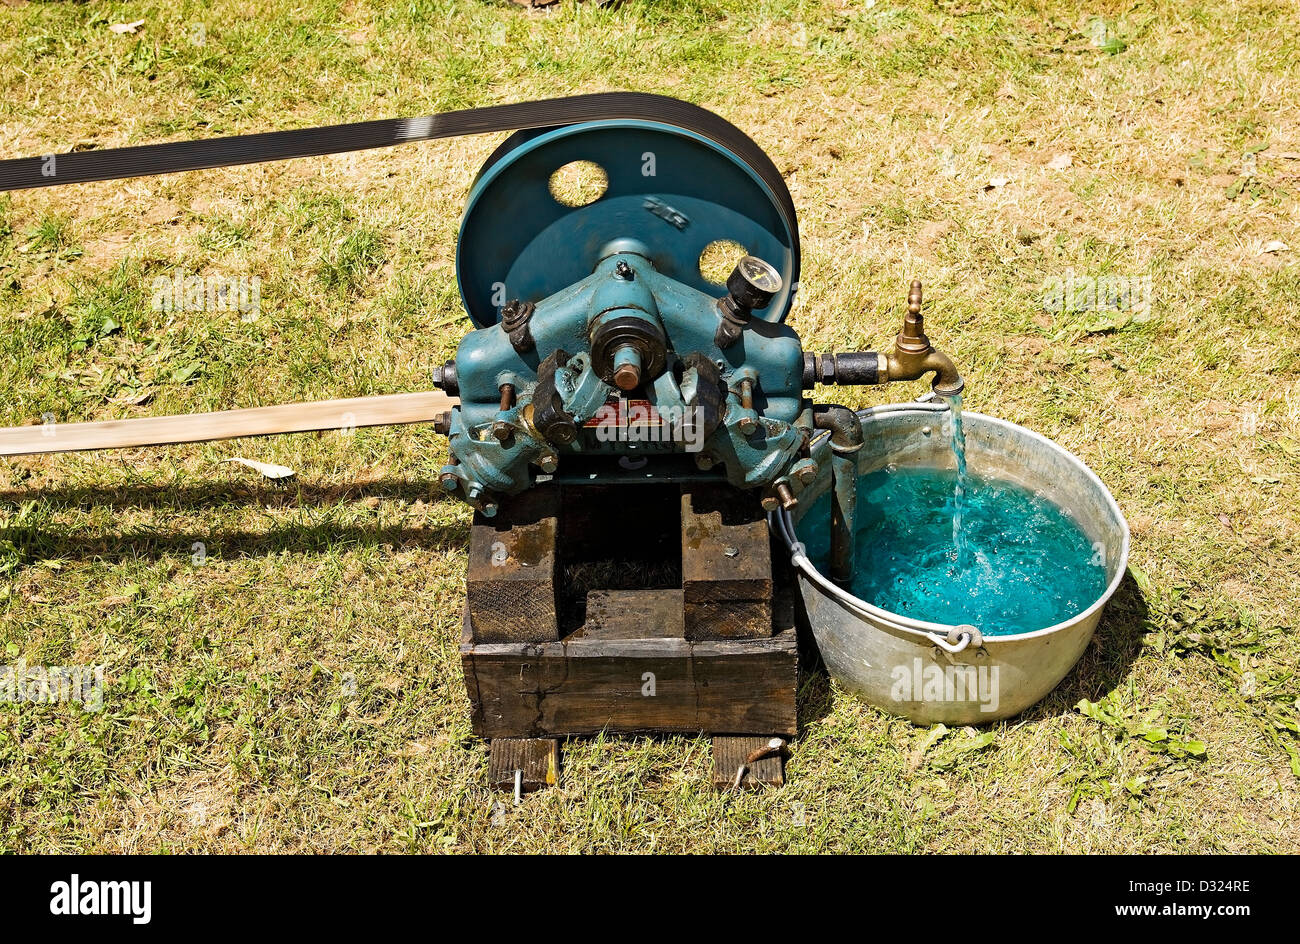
left=813, top=405, right=863, bottom=586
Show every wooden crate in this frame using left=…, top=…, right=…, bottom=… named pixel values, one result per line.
left=460, top=482, right=798, bottom=784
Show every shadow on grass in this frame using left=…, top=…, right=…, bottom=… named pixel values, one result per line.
left=0, top=479, right=471, bottom=563
left=1016, top=570, right=1150, bottom=723
left=0, top=477, right=460, bottom=511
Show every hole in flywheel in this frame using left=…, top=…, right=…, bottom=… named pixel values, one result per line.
left=698, top=239, right=748, bottom=285
left=549, top=161, right=608, bottom=207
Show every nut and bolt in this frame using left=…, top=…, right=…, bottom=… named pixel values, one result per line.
left=491, top=383, right=516, bottom=443
left=775, top=481, right=798, bottom=510
left=739, top=377, right=754, bottom=410
left=737, top=378, right=757, bottom=435
left=612, top=344, right=643, bottom=392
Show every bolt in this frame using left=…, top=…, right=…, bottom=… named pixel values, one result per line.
left=614, top=260, right=634, bottom=280
left=439, top=472, right=459, bottom=492
left=498, top=383, right=515, bottom=412
left=695, top=453, right=716, bottom=471
left=794, top=461, right=817, bottom=486
left=612, top=344, right=642, bottom=391
left=760, top=495, right=779, bottom=512
left=537, top=453, right=558, bottom=474
left=738, top=414, right=758, bottom=436
left=432, top=411, right=452, bottom=436
left=775, top=481, right=798, bottom=510
left=739, top=377, right=754, bottom=411
left=491, top=421, right=513, bottom=443
left=723, top=545, right=739, bottom=558
left=481, top=502, right=499, bottom=518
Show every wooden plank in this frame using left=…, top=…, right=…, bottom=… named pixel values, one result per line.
left=0, top=391, right=455, bottom=456
left=681, top=483, right=772, bottom=640
left=712, top=736, right=786, bottom=790
left=466, top=486, right=560, bottom=644
left=573, top=588, right=685, bottom=639
left=488, top=738, right=560, bottom=793
left=461, top=628, right=798, bottom=739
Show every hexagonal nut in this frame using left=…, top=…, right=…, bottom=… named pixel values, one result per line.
left=793, top=460, right=818, bottom=486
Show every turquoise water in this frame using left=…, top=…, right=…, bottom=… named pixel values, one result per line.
left=797, top=465, right=1109, bottom=636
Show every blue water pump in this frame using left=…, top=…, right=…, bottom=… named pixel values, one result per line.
left=433, top=115, right=963, bottom=556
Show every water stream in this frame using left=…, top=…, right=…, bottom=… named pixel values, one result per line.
left=941, top=393, right=970, bottom=569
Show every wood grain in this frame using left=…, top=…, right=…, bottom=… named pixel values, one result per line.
left=461, top=627, right=799, bottom=739
left=488, top=738, right=560, bottom=793
left=0, top=391, right=454, bottom=456
left=711, top=736, right=786, bottom=790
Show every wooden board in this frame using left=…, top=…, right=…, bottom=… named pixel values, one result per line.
left=571, top=588, right=685, bottom=639
left=488, top=738, right=560, bottom=793
left=0, top=391, right=454, bottom=456
left=466, top=486, right=561, bottom=644
left=461, top=624, right=798, bottom=739
left=712, top=736, right=786, bottom=790
left=681, top=484, right=773, bottom=640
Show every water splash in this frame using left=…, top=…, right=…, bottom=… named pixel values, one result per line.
left=796, top=468, right=1109, bottom=636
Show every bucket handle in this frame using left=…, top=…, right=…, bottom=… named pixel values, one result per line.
left=772, top=510, right=984, bottom=654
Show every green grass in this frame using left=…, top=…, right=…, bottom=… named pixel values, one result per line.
left=0, top=0, right=1297, bottom=852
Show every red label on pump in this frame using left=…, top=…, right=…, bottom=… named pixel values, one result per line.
left=583, top=397, right=664, bottom=428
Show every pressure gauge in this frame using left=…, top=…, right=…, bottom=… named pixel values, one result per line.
left=727, top=255, right=783, bottom=311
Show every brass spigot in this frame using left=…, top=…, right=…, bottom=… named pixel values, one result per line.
left=879, top=281, right=965, bottom=396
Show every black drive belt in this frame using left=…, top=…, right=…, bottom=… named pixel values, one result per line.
left=0, top=91, right=799, bottom=281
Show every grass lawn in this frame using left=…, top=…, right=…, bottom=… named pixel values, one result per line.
left=0, top=0, right=1297, bottom=852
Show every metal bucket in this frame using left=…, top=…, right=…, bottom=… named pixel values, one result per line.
left=774, top=402, right=1129, bottom=724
